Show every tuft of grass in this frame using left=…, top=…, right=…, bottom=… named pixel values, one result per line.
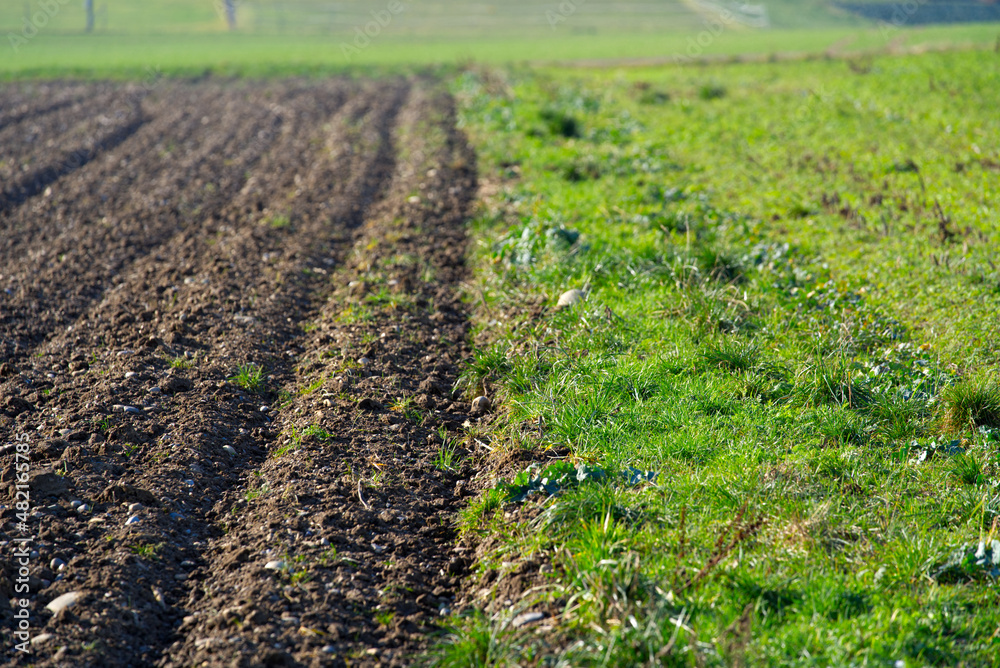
left=950, top=452, right=987, bottom=486
left=429, top=612, right=520, bottom=668
left=941, top=376, right=1000, bottom=433
left=374, top=610, right=396, bottom=627
left=169, top=356, right=193, bottom=370
left=435, top=439, right=459, bottom=472
left=268, top=214, right=291, bottom=229
left=698, top=83, right=727, bottom=100
left=129, top=542, right=163, bottom=560
left=457, top=344, right=512, bottom=399
left=700, top=338, right=760, bottom=373
left=538, top=108, right=580, bottom=138
left=814, top=408, right=871, bottom=447
left=799, top=361, right=873, bottom=408
left=229, top=364, right=266, bottom=393
left=244, top=482, right=270, bottom=502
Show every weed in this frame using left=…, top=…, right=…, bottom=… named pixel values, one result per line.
left=229, top=364, right=266, bottom=393
left=268, top=214, right=291, bottom=229
left=538, top=108, right=580, bottom=138
left=129, top=542, right=163, bottom=560
left=390, top=396, right=423, bottom=422
left=435, top=438, right=458, bottom=472
left=245, top=483, right=270, bottom=502
left=302, top=424, right=332, bottom=442
left=699, top=83, right=727, bottom=100
left=168, top=356, right=193, bottom=370
left=300, top=379, right=324, bottom=395
left=941, top=376, right=1000, bottom=433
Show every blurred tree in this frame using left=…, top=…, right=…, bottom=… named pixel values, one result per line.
left=225, top=0, right=237, bottom=30
left=84, top=0, right=94, bottom=32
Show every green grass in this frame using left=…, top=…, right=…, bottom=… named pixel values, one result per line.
left=0, top=0, right=861, bottom=37
left=129, top=542, right=163, bottom=560
left=436, top=49, right=1000, bottom=666
left=229, top=363, right=266, bottom=393
left=3, top=24, right=1000, bottom=79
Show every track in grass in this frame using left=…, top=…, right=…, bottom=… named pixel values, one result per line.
left=0, top=77, right=478, bottom=667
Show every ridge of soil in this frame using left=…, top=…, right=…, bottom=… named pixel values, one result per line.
left=0, top=76, right=481, bottom=667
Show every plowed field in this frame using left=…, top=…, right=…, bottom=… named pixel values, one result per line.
left=0, top=77, right=479, bottom=667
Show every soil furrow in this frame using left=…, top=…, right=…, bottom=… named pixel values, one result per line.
left=0, top=88, right=127, bottom=186
left=0, top=84, right=311, bottom=363
left=0, top=84, right=89, bottom=134
left=160, top=80, right=477, bottom=668
left=0, top=80, right=411, bottom=668
left=0, top=77, right=477, bottom=668
left=0, top=100, right=146, bottom=216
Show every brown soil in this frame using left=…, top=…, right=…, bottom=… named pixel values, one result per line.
left=0, top=76, right=482, bottom=667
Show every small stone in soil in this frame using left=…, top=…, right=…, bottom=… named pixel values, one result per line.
left=557, top=289, right=585, bottom=308
left=125, top=515, right=141, bottom=525
left=512, top=612, right=546, bottom=628
left=45, top=591, right=83, bottom=614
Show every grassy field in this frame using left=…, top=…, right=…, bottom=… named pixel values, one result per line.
left=433, top=49, right=1000, bottom=666
left=4, top=25, right=999, bottom=79
left=2, top=0, right=863, bottom=35
left=3, top=0, right=999, bottom=78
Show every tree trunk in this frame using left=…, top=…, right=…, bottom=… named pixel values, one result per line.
left=224, top=0, right=237, bottom=30
left=84, top=0, right=94, bottom=33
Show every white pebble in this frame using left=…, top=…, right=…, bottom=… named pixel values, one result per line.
left=45, top=591, right=83, bottom=614
left=557, top=289, right=585, bottom=308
